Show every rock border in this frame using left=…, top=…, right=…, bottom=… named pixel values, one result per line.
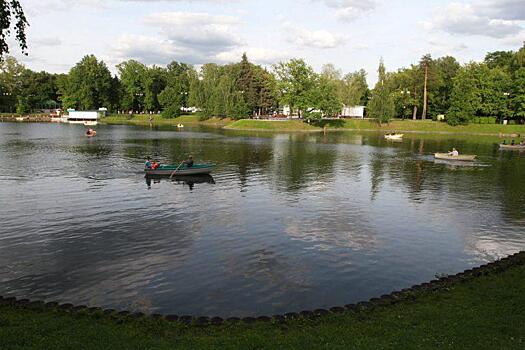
left=1, top=251, right=524, bottom=327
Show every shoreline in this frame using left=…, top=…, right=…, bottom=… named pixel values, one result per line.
left=4, top=115, right=525, bottom=138
left=1, top=250, right=524, bottom=348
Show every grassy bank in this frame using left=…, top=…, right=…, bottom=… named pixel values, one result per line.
left=100, top=114, right=230, bottom=127
left=225, top=118, right=525, bottom=136
left=1, top=253, right=525, bottom=349
left=224, top=119, right=320, bottom=131
left=337, top=119, right=525, bottom=135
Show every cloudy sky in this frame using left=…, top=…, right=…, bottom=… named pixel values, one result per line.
left=12, top=0, right=525, bottom=84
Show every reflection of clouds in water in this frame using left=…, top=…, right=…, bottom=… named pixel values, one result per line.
left=223, top=249, right=311, bottom=293
left=284, top=218, right=378, bottom=252
left=465, top=230, right=524, bottom=261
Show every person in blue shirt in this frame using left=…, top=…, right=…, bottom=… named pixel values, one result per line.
left=145, top=157, right=152, bottom=169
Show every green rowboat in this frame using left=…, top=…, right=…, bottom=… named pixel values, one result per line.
left=144, top=163, right=215, bottom=176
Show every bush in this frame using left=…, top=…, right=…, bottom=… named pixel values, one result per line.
left=471, top=116, right=497, bottom=124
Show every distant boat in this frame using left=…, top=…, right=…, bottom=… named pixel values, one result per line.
left=15, top=117, right=24, bottom=122
left=83, top=121, right=98, bottom=126
left=434, top=153, right=476, bottom=161
left=499, top=144, right=525, bottom=151
left=144, top=163, right=215, bottom=176
left=177, top=124, right=184, bottom=128
left=385, top=133, right=403, bottom=140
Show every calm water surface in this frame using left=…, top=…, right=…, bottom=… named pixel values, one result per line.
left=1, top=122, right=524, bottom=316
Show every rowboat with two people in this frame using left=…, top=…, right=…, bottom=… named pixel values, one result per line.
left=434, top=148, right=476, bottom=161
left=384, top=133, right=403, bottom=140
left=144, top=156, right=215, bottom=176
left=499, top=139, right=525, bottom=151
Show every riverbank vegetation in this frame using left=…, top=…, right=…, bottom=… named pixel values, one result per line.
left=2, top=44, right=525, bottom=127
left=1, top=255, right=525, bottom=349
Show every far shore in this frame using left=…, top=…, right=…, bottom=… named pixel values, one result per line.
left=3, top=113, right=525, bottom=138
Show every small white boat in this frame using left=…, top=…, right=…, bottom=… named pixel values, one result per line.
left=15, top=117, right=25, bottom=122
left=83, top=121, right=98, bottom=126
left=384, top=133, right=403, bottom=140
left=177, top=124, right=184, bottom=128
left=434, top=153, right=476, bottom=161
left=499, top=144, right=525, bottom=151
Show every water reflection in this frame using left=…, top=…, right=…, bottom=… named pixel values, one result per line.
left=145, top=174, right=215, bottom=190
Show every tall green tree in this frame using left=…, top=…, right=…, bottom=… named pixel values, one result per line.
left=447, top=63, right=485, bottom=125
left=59, top=55, right=112, bottom=110
left=0, top=0, right=28, bottom=57
left=341, top=69, right=368, bottom=106
left=117, top=59, right=147, bottom=112
left=511, top=68, right=525, bottom=121
left=0, top=55, right=23, bottom=111
left=274, top=58, right=317, bottom=117
left=158, top=61, right=195, bottom=118
left=368, top=59, right=395, bottom=124
left=18, top=69, right=59, bottom=110
left=144, top=66, right=167, bottom=112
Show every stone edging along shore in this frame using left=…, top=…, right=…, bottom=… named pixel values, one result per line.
left=1, top=251, right=525, bottom=327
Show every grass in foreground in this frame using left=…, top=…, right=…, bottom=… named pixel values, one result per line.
left=1, top=258, right=525, bottom=349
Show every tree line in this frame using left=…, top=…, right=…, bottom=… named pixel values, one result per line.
left=1, top=44, right=525, bottom=125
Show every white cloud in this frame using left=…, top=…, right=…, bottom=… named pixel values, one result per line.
left=282, top=22, right=345, bottom=49
left=31, top=37, right=62, bottom=47
left=215, top=47, right=290, bottom=65
left=426, top=1, right=524, bottom=39
left=113, top=12, right=246, bottom=65
left=319, top=0, right=376, bottom=21
left=477, top=0, right=525, bottom=21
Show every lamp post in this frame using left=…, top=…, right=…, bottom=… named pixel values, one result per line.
left=503, top=92, right=510, bottom=124
left=135, top=92, right=144, bottom=113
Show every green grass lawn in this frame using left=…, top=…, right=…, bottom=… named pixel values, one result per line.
left=101, top=114, right=230, bottom=127
left=225, top=119, right=319, bottom=131
left=336, top=119, right=525, bottom=135
left=1, top=253, right=525, bottom=349
left=97, top=115, right=525, bottom=136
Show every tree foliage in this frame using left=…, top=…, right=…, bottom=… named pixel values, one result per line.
left=368, top=59, right=395, bottom=124
left=59, top=55, right=112, bottom=110
left=0, top=0, right=28, bottom=57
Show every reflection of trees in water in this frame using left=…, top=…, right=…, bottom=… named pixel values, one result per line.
left=145, top=175, right=215, bottom=191
left=369, top=152, right=386, bottom=201
left=270, top=139, right=338, bottom=192
left=492, top=153, right=525, bottom=221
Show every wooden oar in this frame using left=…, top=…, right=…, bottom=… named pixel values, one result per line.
left=169, top=161, right=185, bottom=179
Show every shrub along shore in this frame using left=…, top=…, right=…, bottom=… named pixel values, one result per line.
left=98, top=114, right=525, bottom=137
left=1, top=252, right=524, bottom=349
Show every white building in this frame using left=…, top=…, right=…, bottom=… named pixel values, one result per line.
left=341, top=106, right=365, bottom=118
left=67, top=108, right=107, bottom=125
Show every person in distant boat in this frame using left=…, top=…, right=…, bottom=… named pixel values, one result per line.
left=152, top=160, right=160, bottom=170
left=511, top=139, right=516, bottom=145
left=448, top=148, right=459, bottom=156
left=502, top=140, right=507, bottom=145
left=145, top=158, right=152, bottom=169
left=520, top=140, right=524, bottom=146
left=183, top=155, right=194, bottom=168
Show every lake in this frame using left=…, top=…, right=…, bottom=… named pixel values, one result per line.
left=1, top=122, right=524, bottom=317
